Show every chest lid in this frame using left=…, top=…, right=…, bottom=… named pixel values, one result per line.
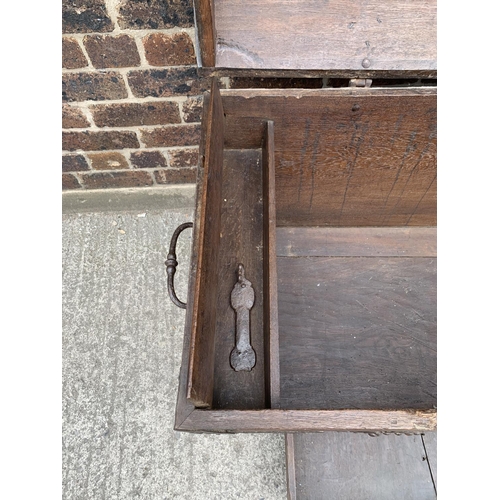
left=194, top=0, right=437, bottom=78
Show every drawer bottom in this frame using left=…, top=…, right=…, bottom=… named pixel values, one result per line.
left=278, top=254, right=436, bottom=410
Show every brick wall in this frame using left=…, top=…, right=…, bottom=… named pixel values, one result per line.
left=62, top=0, right=216, bottom=190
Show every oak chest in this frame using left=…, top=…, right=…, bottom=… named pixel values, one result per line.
left=168, top=0, right=437, bottom=435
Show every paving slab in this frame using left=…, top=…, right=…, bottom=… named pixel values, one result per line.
left=62, top=187, right=287, bottom=500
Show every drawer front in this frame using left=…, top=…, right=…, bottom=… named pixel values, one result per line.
left=174, top=81, right=437, bottom=433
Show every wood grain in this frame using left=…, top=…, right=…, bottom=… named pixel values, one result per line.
left=286, top=434, right=297, bottom=500
left=174, top=165, right=203, bottom=425
left=211, top=149, right=267, bottom=409
left=193, top=0, right=216, bottom=66
left=291, top=432, right=436, bottom=499
left=278, top=257, right=437, bottom=410
left=199, top=67, right=437, bottom=79
left=222, top=88, right=437, bottom=227
left=276, top=227, right=436, bottom=257
left=178, top=408, right=436, bottom=433
left=213, top=0, right=436, bottom=73
left=263, top=121, right=280, bottom=409
left=186, top=79, right=224, bottom=407
left=177, top=84, right=438, bottom=430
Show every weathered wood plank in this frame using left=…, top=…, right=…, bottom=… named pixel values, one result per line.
left=222, top=88, right=437, bottom=227
left=193, top=0, right=216, bottom=66
left=186, top=79, right=224, bottom=407
left=286, top=434, right=297, bottom=500
left=278, top=257, right=437, bottom=410
left=178, top=408, right=436, bottom=433
left=213, top=0, right=436, bottom=73
left=199, top=67, right=437, bottom=79
left=263, top=121, right=280, bottom=409
left=211, top=149, right=267, bottom=409
left=291, top=432, right=436, bottom=499
left=222, top=87, right=437, bottom=100
left=276, top=227, right=436, bottom=257
left=174, top=166, right=203, bottom=426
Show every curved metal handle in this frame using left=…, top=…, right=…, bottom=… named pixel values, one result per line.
left=165, top=222, right=193, bottom=309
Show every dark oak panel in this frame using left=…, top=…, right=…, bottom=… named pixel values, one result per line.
left=222, top=88, right=437, bottom=227
left=193, top=0, right=216, bottom=66
left=186, top=80, right=224, bottom=407
left=276, top=227, right=436, bottom=257
left=213, top=0, right=436, bottom=73
left=200, top=68, right=437, bottom=79
left=178, top=408, right=436, bottom=433
left=263, top=121, right=281, bottom=409
left=212, top=149, right=267, bottom=410
left=278, top=257, right=437, bottom=410
left=174, top=170, right=204, bottom=426
left=289, top=432, right=436, bottom=500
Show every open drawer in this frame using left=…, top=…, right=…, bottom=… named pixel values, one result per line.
left=173, top=80, right=436, bottom=433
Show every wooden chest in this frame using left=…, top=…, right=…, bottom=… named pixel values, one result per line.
left=170, top=0, right=437, bottom=434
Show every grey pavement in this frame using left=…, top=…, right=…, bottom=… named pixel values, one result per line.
left=62, top=187, right=287, bottom=500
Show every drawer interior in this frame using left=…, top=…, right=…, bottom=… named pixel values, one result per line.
left=184, top=82, right=436, bottom=421
left=212, top=148, right=267, bottom=410
left=277, top=229, right=436, bottom=410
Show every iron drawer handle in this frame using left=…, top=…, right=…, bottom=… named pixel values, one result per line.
left=165, top=222, right=193, bottom=309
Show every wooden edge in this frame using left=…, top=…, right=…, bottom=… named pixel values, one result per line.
left=285, top=434, right=297, bottom=500
left=185, top=90, right=212, bottom=407
left=263, top=120, right=280, bottom=409
left=174, top=147, right=208, bottom=428
left=194, top=0, right=216, bottom=67
left=186, top=78, right=224, bottom=408
left=177, top=409, right=437, bottom=433
left=220, top=86, right=437, bottom=99
left=198, top=67, right=437, bottom=79
left=174, top=90, right=215, bottom=427
left=276, top=227, right=437, bottom=258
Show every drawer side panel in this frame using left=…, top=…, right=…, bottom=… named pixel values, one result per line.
left=187, top=80, right=225, bottom=407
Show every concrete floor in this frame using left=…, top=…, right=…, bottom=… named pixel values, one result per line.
left=62, top=187, right=287, bottom=500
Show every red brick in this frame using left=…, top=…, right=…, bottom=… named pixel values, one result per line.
left=182, top=96, right=203, bottom=123
left=154, top=168, right=197, bottom=184
left=141, top=124, right=200, bottom=148
left=91, top=101, right=180, bottom=127
left=63, top=173, right=82, bottom=190
left=62, top=72, right=128, bottom=102
left=143, top=33, right=196, bottom=66
left=168, top=149, right=198, bottom=168
left=63, top=154, right=90, bottom=172
left=62, top=105, right=90, bottom=128
left=81, top=171, right=154, bottom=189
left=62, top=38, right=88, bottom=69
left=118, top=0, right=193, bottom=29
left=83, top=35, right=141, bottom=69
left=88, top=152, right=129, bottom=170
left=127, top=68, right=209, bottom=98
left=130, top=151, right=167, bottom=169
left=63, top=0, right=113, bottom=34
left=63, top=131, right=140, bottom=151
